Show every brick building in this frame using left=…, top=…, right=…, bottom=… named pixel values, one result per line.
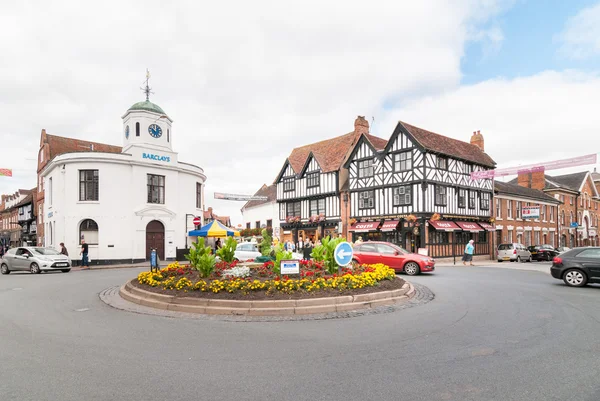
left=493, top=181, right=562, bottom=248
left=511, top=169, right=599, bottom=247
left=0, top=190, right=34, bottom=247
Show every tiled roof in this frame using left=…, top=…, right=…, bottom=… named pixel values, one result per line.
left=544, top=172, right=588, bottom=192
left=46, top=134, right=122, bottom=160
left=242, top=184, right=277, bottom=210
left=288, top=131, right=358, bottom=174
left=495, top=181, right=561, bottom=204
left=399, top=121, right=496, bottom=168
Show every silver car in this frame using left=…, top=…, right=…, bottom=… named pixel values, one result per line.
left=1, top=247, right=71, bottom=274
left=497, top=243, right=532, bottom=263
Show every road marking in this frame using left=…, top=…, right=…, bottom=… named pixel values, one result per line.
left=12, top=288, right=23, bottom=291
left=75, top=308, right=90, bottom=312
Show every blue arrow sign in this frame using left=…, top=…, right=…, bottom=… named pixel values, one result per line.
left=570, top=222, right=579, bottom=228
left=334, top=242, right=353, bottom=267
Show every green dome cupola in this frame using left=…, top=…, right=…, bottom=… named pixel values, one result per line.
left=128, top=100, right=166, bottom=115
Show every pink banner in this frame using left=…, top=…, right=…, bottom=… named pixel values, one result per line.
left=471, top=154, right=597, bottom=180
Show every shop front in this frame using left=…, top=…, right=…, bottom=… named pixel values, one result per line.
left=348, top=221, right=380, bottom=243
left=281, top=220, right=341, bottom=248
left=427, top=220, right=492, bottom=259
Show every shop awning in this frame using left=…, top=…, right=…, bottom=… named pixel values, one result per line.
left=456, top=221, right=484, bottom=232
left=188, top=220, right=240, bottom=237
left=380, top=220, right=400, bottom=232
left=349, top=221, right=380, bottom=232
left=429, top=220, right=460, bottom=231
left=478, top=222, right=496, bottom=231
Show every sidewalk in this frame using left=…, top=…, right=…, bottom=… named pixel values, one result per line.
left=72, top=260, right=171, bottom=272
left=435, top=259, right=551, bottom=274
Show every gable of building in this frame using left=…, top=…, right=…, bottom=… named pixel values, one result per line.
left=242, top=184, right=277, bottom=210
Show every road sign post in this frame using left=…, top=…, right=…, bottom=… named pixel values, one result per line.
left=334, top=242, right=353, bottom=268
left=193, top=216, right=201, bottom=227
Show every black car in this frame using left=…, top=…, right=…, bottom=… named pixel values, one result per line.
left=527, top=244, right=559, bottom=261
left=550, top=247, right=600, bottom=287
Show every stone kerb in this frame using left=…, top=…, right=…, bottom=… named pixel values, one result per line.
left=120, top=279, right=414, bottom=316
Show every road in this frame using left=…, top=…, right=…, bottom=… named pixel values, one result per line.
left=1, top=263, right=599, bottom=401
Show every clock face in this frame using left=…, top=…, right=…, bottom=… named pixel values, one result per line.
left=148, top=124, right=163, bottom=138
left=125, top=125, right=129, bottom=139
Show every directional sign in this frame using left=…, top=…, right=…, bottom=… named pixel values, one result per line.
left=334, top=242, right=353, bottom=267
left=570, top=222, right=579, bottom=228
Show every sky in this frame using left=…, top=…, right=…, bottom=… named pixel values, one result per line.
left=1, top=0, right=600, bottom=226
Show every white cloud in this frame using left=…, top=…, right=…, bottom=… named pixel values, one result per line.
left=556, top=2, right=600, bottom=59
left=0, top=0, right=510, bottom=224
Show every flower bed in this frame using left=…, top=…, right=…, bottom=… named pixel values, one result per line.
left=134, top=260, right=403, bottom=300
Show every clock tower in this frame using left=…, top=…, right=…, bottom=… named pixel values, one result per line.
left=121, top=70, right=174, bottom=154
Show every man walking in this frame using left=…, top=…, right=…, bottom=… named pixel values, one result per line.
left=80, top=239, right=90, bottom=269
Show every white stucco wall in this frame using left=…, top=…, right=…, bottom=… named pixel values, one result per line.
left=241, top=202, right=280, bottom=237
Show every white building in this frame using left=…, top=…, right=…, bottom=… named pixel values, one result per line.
left=39, top=93, right=206, bottom=264
left=241, top=184, right=279, bottom=237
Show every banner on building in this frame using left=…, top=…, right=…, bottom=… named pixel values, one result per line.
left=214, top=192, right=268, bottom=201
left=0, top=168, right=13, bottom=177
left=522, top=206, right=540, bottom=219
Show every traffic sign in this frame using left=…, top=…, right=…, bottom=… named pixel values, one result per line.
left=193, top=216, right=201, bottom=226
left=334, top=242, right=353, bottom=267
left=570, top=222, right=579, bottom=228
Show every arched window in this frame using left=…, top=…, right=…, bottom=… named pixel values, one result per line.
left=167, top=129, right=170, bottom=143
left=136, top=122, right=140, bottom=137
left=49, top=222, right=53, bottom=245
left=80, top=219, right=99, bottom=245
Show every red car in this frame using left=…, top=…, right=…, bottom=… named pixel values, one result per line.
left=352, top=241, right=435, bottom=275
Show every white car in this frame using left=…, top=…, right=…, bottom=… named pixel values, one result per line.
left=233, top=243, right=304, bottom=262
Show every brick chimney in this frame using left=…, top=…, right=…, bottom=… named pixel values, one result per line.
left=517, top=171, right=531, bottom=188
left=470, top=130, right=484, bottom=152
left=530, top=166, right=545, bottom=190
left=354, top=116, right=369, bottom=136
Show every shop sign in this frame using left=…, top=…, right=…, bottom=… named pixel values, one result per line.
left=143, top=152, right=171, bottom=162
left=522, top=206, right=540, bottom=219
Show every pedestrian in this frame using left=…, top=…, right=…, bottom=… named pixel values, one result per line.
left=59, top=242, right=69, bottom=257
left=463, top=239, right=475, bottom=266
left=298, top=237, right=304, bottom=251
left=355, top=236, right=363, bottom=245
left=80, top=239, right=90, bottom=269
left=215, top=238, right=222, bottom=251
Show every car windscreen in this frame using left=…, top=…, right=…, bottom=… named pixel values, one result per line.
left=32, top=248, right=61, bottom=255
left=498, top=244, right=513, bottom=250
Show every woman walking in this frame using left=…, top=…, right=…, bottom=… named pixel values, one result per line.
left=463, top=239, right=475, bottom=266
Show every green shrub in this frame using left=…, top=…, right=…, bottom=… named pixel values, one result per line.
left=273, top=243, right=292, bottom=275
left=310, top=244, right=326, bottom=262
left=185, top=237, right=216, bottom=278
left=216, top=237, right=237, bottom=263
left=321, top=236, right=347, bottom=275
left=196, top=253, right=217, bottom=278
left=260, top=229, right=272, bottom=256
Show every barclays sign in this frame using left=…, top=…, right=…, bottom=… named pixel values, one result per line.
left=143, top=153, right=171, bottom=163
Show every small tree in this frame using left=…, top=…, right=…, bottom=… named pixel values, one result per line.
left=260, top=229, right=272, bottom=256
left=216, top=236, right=237, bottom=263
left=185, top=237, right=216, bottom=277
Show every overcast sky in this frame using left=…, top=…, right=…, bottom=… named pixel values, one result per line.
left=1, top=0, right=599, bottom=225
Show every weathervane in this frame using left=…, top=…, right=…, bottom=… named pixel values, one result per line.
left=141, top=69, right=153, bottom=101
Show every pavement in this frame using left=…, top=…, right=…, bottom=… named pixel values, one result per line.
left=1, top=263, right=599, bottom=401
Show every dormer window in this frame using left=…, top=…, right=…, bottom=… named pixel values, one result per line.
left=283, top=177, right=295, bottom=192
left=358, top=159, right=374, bottom=178
left=307, top=172, right=319, bottom=188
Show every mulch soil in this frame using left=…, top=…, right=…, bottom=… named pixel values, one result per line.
left=131, top=276, right=406, bottom=301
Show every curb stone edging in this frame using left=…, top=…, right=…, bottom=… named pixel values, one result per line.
left=119, top=279, right=415, bottom=317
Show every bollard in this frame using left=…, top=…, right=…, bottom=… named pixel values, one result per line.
left=150, top=248, right=158, bottom=272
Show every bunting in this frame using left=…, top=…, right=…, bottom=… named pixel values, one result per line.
left=0, top=169, right=12, bottom=177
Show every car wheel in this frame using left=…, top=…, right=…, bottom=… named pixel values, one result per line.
left=527, top=256, right=532, bottom=263
left=30, top=263, right=41, bottom=274
left=517, top=256, right=522, bottom=263
left=497, top=259, right=503, bottom=263
left=1, top=263, right=10, bottom=275
left=563, top=269, right=587, bottom=287
left=546, top=253, right=552, bottom=262
left=404, top=262, right=420, bottom=276
left=61, top=269, right=71, bottom=273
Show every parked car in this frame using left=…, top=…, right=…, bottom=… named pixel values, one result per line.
left=351, top=241, right=435, bottom=275
left=497, top=243, right=531, bottom=262
left=527, top=244, right=559, bottom=261
left=1, top=247, right=71, bottom=274
left=550, top=247, right=600, bottom=287
left=233, top=243, right=303, bottom=262
left=556, top=246, right=571, bottom=254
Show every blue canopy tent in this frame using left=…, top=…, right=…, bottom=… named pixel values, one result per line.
left=188, top=220, right=240, bottom=237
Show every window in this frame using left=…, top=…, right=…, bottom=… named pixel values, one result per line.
left=309, top=198, right=326, bottom=216
left=435, top=186, right=447, bottom=206
left=246, top=222, right=250, bottom=229
left=358, top=159, right=374, bottom=178
left=306, top=172, right=320, bottom=188
left=578, top=212, right=582, bottom=225
left=430, top=231, right=449, bottom=244
left=534, top=231, right=540, bottom=245
left=147, top=174, right=165, bottom=204
left=468, top=191, right=476, bottom=209
left=580, top=196, right=583, bottom=207
left=541, top=205, right=546, bottom=221
left=458, top=189, right=466, bottom=208
left=266, top=219, right=272, bottom=228
left=496, top=198, right=501, bottom=218
left=48, top=177, right=53, bottom=206
left=560, top=210, right=565, bottom=225
left=255, top=221, right=260, bottom=229
left=136, top=122, right=140, bottom=137
left=286, top=201, right=301, bottom=217
left=516, top=201, right=522, bottom=219
left=507, top=230, right=514, bottom=243
left=550, top=206, right=554, bottom=222
left=570, top=196, right=573, bottom=205
left=437, top=157, right=448, bottom=170
left=38, top=176, right=42, bottom=192
left=465, top=163, right=474, bottom=174
left=49, top=222, right=53, bottom=245
left=38, top=204, right=43, bottom=224
left=478, top=230, right=488, bottom=243
left=576, top=249, right=600, bottom=258
left=507, top=200, right=513, bottom=218
left=196, top=183, right=202, bottom=209
left=357, top=243, right=378, bottom=253
left=570, top=211, right=574, bottom=224
left=79, top=170, right=99, bottom=201
left=80, top=219, right=98, bottom=245
left=393, top=186, right=411, bottom=206
left=358, top=190, right=375, bottom=209
left=283, top=177, right=295, bottom=192
left=394, top=151, right=412, bottom=171
left=480, top=192, right=490, bottom=210
left=167, top=129, right=170, bottom=143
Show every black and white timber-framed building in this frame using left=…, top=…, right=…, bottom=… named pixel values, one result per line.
left=343, top=123, right=497, bottom=258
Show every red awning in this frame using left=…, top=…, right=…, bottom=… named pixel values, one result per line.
left=478, top=222, right=496, bottom=231
left=456, top=221, right=484, bottom=232
left=349, top=221, right=380, bottom=232
left=380, top=220, right=400, bottom=232
left=429, top=220, right=460, bottom=231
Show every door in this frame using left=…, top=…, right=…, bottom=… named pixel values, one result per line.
left=575, top=248, right=600, bottom=281
left=13, top=248, right=31, bottom=270
left=376, top=243, right=401, bottom=270
left=146, top=221, right=165, bottom=261
left=356, top=243, right=379, bottom=264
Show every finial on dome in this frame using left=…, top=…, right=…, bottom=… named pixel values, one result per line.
left=141, top=69, right=153, bottom=101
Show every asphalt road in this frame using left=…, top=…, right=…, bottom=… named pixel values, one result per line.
left=1, top=263, right=599, bottom=401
